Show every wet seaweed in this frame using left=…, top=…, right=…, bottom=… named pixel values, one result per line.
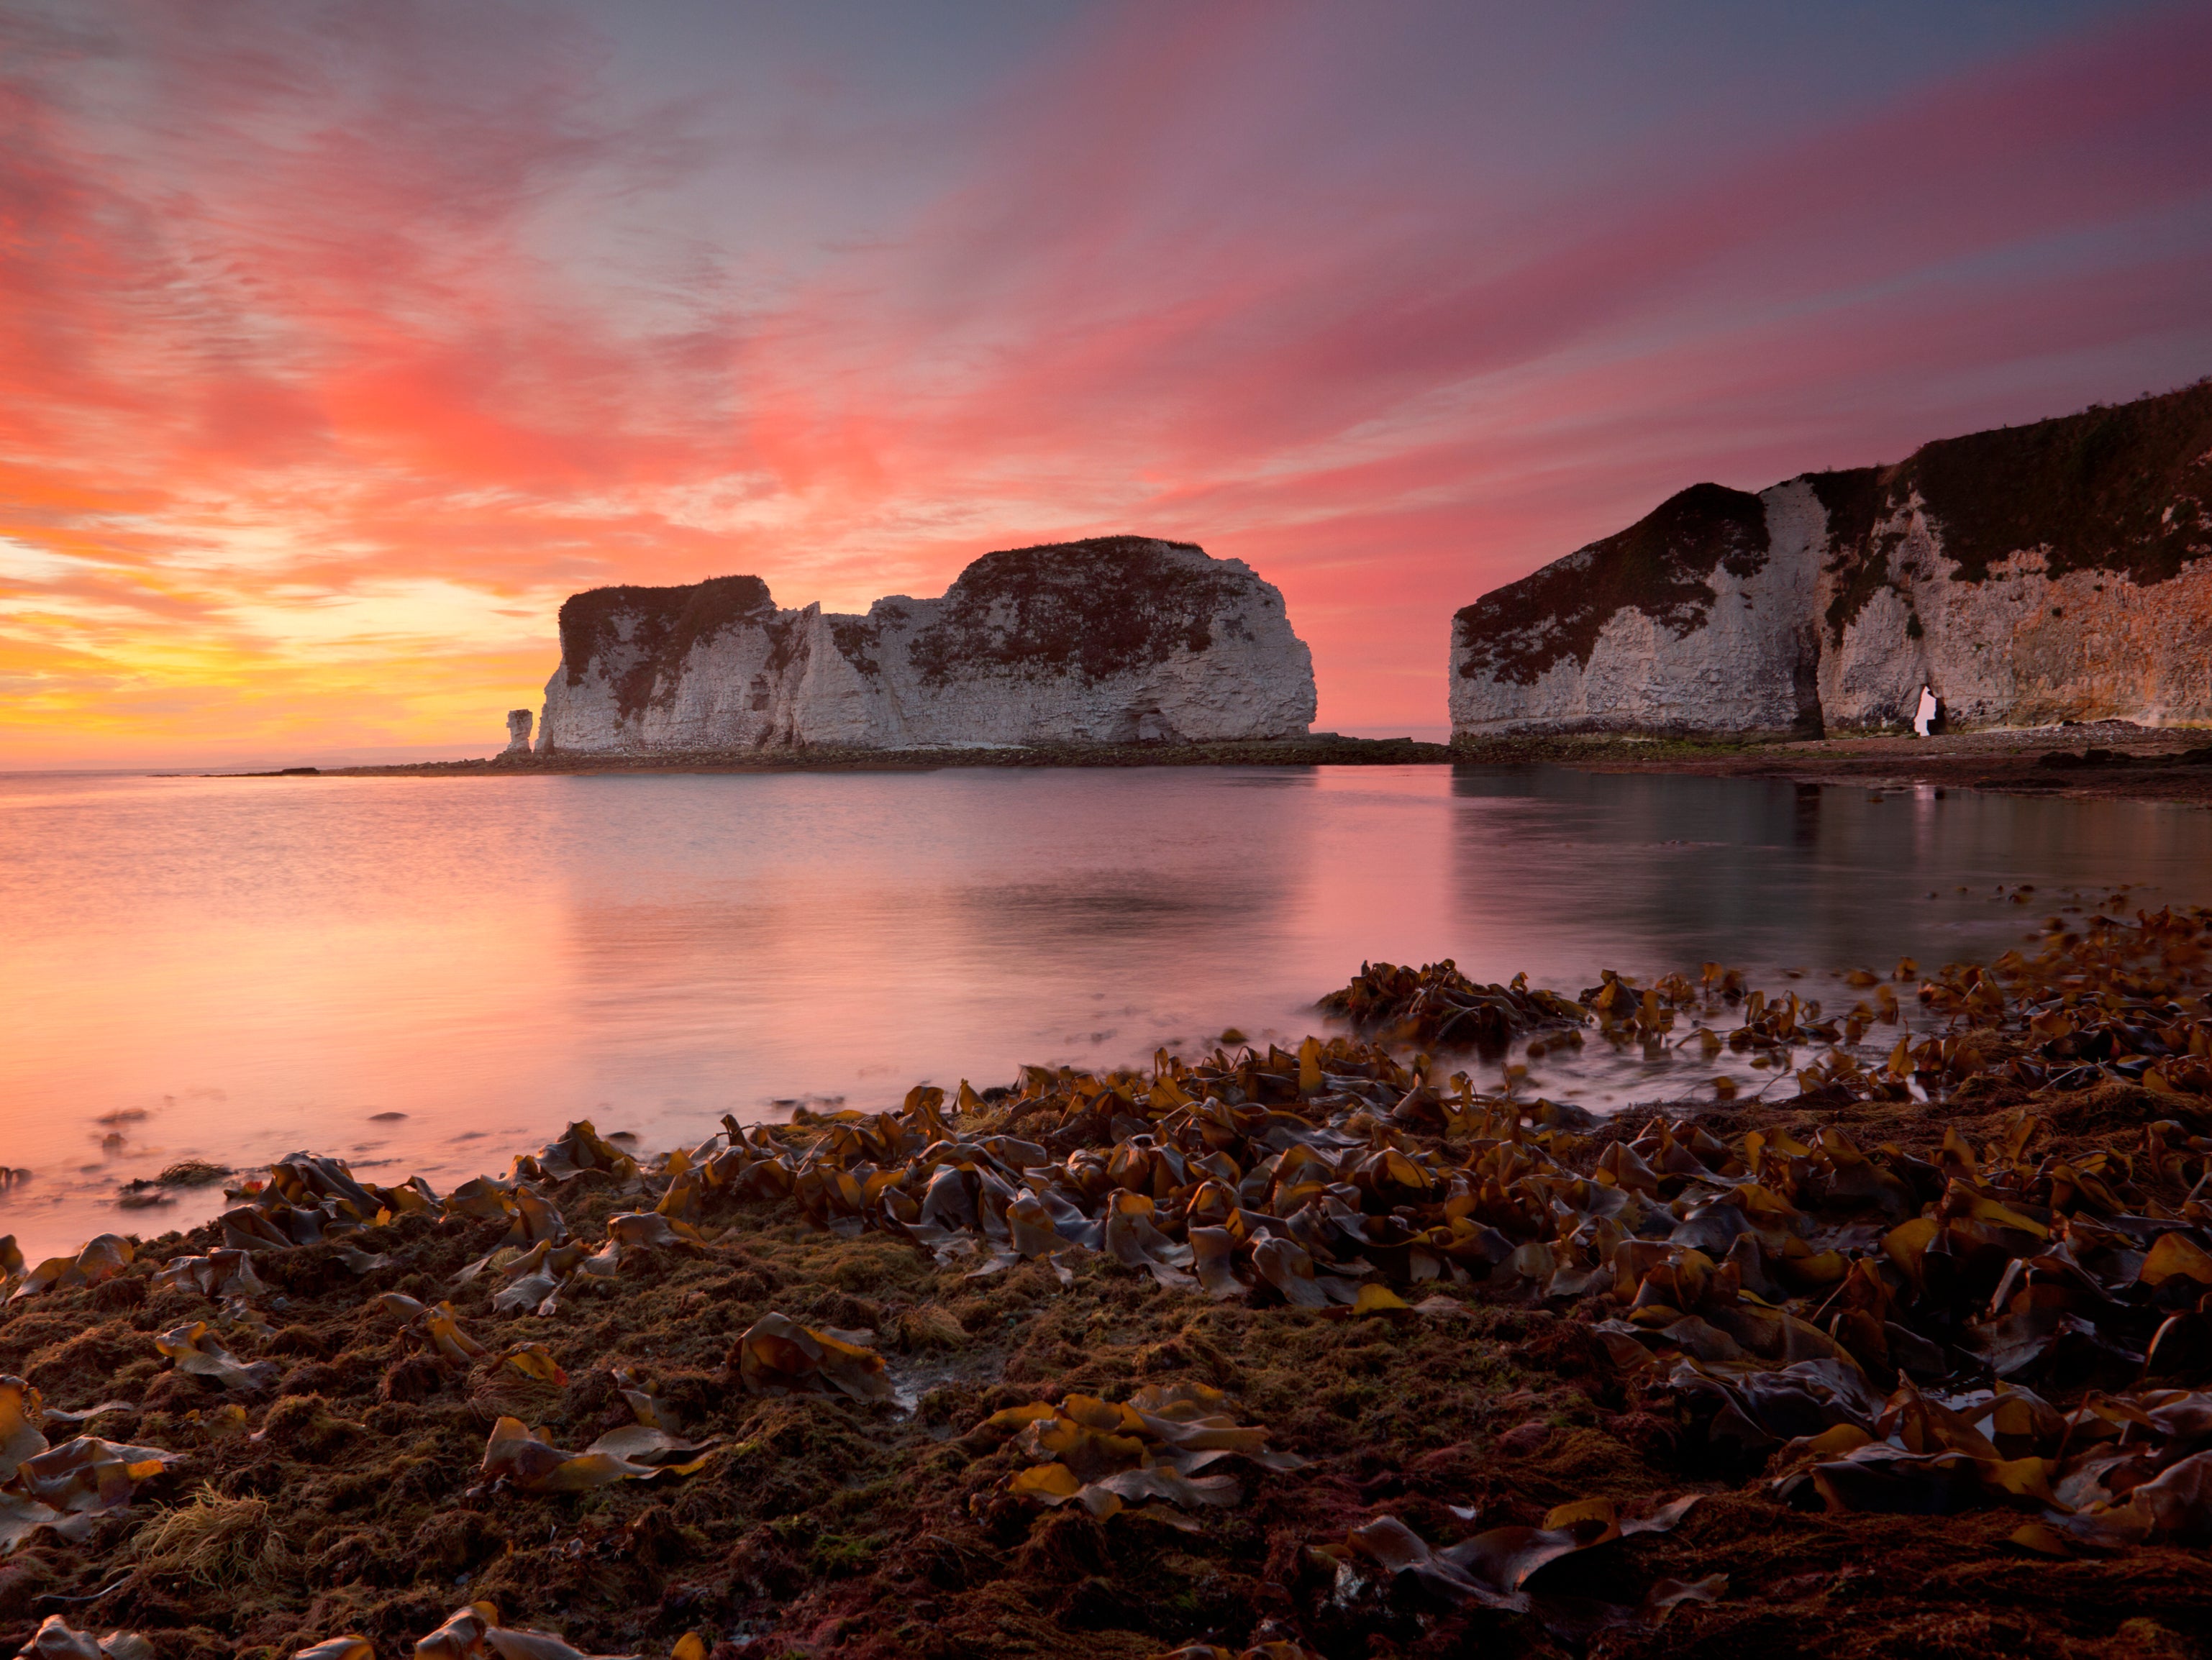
left=5, top=911, right=2212, bottom=1655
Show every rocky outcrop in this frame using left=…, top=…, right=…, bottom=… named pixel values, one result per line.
left=535, top=537, right=1316, bottom=753
left=504, top=710, right=533, bottom=754
left=1451, top=382, right=2212, bottom=736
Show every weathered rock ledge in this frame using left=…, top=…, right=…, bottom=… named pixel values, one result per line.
left=322, top=734, right=1450, bottom=778
left=1448, top=721, right=2212, bottom=806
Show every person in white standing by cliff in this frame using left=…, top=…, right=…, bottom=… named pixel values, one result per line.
left=1913, top=685, right=1939, bottom=738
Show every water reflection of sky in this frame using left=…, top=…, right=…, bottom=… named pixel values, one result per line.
left=2, top=765, right=2205, bottom=1260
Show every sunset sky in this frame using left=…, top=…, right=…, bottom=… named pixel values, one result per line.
left=4, top=1, right=2210, bottom=765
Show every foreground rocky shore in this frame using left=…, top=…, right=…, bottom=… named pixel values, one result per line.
left=5, top=919, right=2212, bottom=1659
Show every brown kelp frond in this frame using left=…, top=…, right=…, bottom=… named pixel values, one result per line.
left=10, top=1236, right=135, bottom=1302
left=288, top=1638, right=372, bottom=1660
left=479, top=1410, right=716, bottom=1496
left=411, top=1600, right=641, bottom=1659
left=153, top=1321, right=281, bottom=1392
left=1326, top=1495, right=1703, bottom=1615
left=732, top=1313, right=891, bottom=1401
left=978, top=1381, right=1302, bottom=1526
left=17, top=1615, right=153, bottom=1660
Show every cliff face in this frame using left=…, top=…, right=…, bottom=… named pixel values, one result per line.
left=1450, top=383, right=2212, bottom=736
left=536, top=537, right=1316, bottom=752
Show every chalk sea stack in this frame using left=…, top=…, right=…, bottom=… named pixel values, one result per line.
left=1450, top=381, right=2212, bottom=737
left=534, top=536, right=1316, bottom=752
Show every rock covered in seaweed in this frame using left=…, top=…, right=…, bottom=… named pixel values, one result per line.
left=534, top=537, right=1316, bottom=752
left=1318, top=959, right=1590, bottom=1053
left=1450, top=380, right=2212, bottom=736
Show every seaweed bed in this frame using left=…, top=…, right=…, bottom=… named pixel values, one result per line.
left=7, top=914, right=2212, bottom=1659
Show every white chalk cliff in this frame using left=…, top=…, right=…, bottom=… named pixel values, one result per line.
left=1450, top=383, right=2212, bottom=736
left=535, top=537, right=1316, bottom=752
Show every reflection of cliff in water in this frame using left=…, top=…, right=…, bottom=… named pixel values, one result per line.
left=1445, top=765, right=2211, bottom=985
left=542, top=769, right=1317, bottom=1123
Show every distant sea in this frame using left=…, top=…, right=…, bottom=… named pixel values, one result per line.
left=4, top=764, right=2207, bottom=1261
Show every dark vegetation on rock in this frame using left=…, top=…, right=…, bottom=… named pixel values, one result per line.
left=906, top=538, right=1252, bottom=688
left=1452, top=485, right=1772, bottom=686
left=1814, top=378, right=2212, bottom=641
left=828, top=618, right=882, bottom=679
left=557, top=578, right=779, bottom=720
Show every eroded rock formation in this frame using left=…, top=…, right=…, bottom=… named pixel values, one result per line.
left=503, top=709, right=533, bottom=754
left=535, top=537, right=1316, bottom=752
left=1451, top=382, right=2212, bottom=736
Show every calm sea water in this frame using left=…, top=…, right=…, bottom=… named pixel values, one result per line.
left=4, top=764, right=2208, bottom=1262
